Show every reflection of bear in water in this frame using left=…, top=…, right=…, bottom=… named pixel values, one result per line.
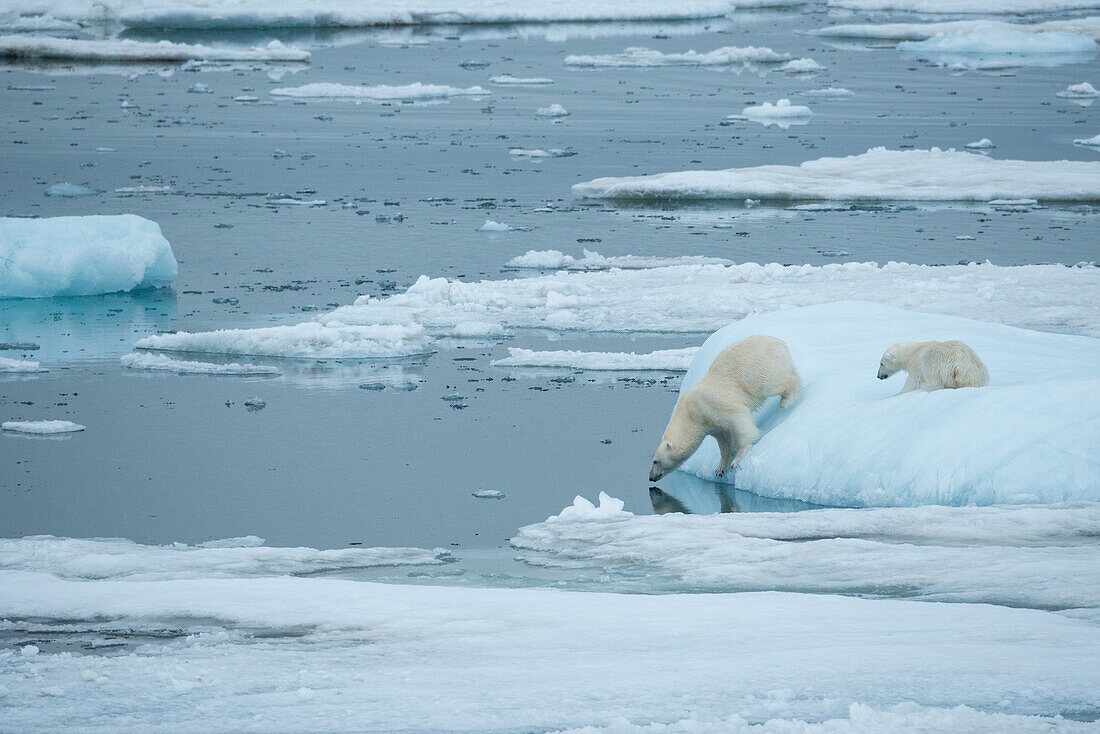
left=877, top=340, right=989, bottom=394
left=649, top=486, right=738, bottom=515
left=649, top=335, right=801, bottom=482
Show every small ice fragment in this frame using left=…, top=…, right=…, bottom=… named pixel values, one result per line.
left=779, top=57, right=826, bottom=72
left=188, top=82, right=212, bottom=93
left=471, top=489, right=505, bottom=499
left=234, top=95, right=259, bottom=103
left=478, top=219, right=512, bottom=231
left=243, top=397, right=266, bottom=410
left=966, top=138, right=995, bottom=149
left=0, top=685, right=8, bottom=698
left=1074, top=134, right=1100, bottom=147
left=21, top=645, right=39, bottom=657
left=3, top=421, right=85, bottom=434
left=358, top=382, right=386, bottom=390
left=536, top=103, right=569, bottom=117
left=442, top=393, right=466, bottom=402
left=391, top=381, right=418, bottom=391
left=489, top=74, right=553, bottom=85
left=956, top=235, right=976, bottom=240
left=45, top=182, right=96, bottom=198
left=1057, top=82, right=1098, bottom=98
left=0, top=357, right=45, bottom=373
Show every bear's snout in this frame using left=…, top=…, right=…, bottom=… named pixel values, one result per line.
left=877, top=366, right=888, bottom=379
left=649, top=465, right=664, bottom=482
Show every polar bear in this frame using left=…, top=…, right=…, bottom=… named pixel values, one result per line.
left=877, top=340, right=989, bottom=394
left=649, top=335, right=801, bottom=482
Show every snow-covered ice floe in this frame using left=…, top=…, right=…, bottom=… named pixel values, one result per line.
left=0, top=570, right=1097, bottom=731
left=134, top=322, right=431, bottom=360
left=736, top=98, right=812, bottom=127
left=0, top=535, right=447, bottom=580
left=2, top=420, right=84, bottom=434
left=0, top=357, right=45, bottom=373
left=0, top=35, right=308, bottom=62
left=120, top=352, right=281, bottom=376
left=564, top=45, right=789, bottom=67
left=1075, top=133, right=1100, bottom=147
left=778, top=57, right=825, bottom=72
left=270, top=82, right=488, bottom=100
left=492, top=347, right=697, bottom=371
left=489, top=74, right=553, bottom=84
left=325, top=259, right=1100, bottom=337
left=508, top=147, right=574, bottom=158
left=536, top=103, right=570, bottom=117
left=504, top=248, right=733, bottom=270
left=572, top=147, right=1100, bottom=202
left=898, top=28, right=1096, bottom=69
left=477, top=219, right=512, bottom=231
left=1058, top=81, right=1099, bottom=97
left=0, top=215, right=178, bottom=299
left=811, top=17, right=1100, bottom=41
left=798, top=87, right=854, bottom=97
left=514, top=492, right=1100, bottom=609
left=668, top=302, right=1100, bottom=506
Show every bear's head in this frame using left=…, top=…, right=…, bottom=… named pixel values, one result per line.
left=649, top=439, right=680, bottom=482
left=878, top=346, right=903, bottom=380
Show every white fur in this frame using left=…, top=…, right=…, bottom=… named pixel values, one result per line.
left=650, top=335, right=801, bottom=481
left=877, top=340, right=989, bottom=394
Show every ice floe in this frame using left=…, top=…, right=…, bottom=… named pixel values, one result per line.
left=966, top=137, right=995, bottom=148
left=44, top=182, right=95, bottom=197
left=0, top=535, right=446, bottom=580
left=135, top=322, right=431, bottom=360
left=536, top=102, right=570, bottom=116
left=826, top=0, right=1100, bottom=13
left=1058, top=81, right=1099, bottom=97
left=489, top=74, right=553, bottom=84
left=0, top=215, right=178, bottom=299
left=270, top=82, right=488, bottom=100
left=0, top=572, right=1097, bottom=731
left=737, top=98, right=813, bottom=127
left=2, top=420, right=84, bottom=434
left=564, top=45, right=789, bottom=67
left=492, top=347, right=698, bottom=371
left=477, top=219, right=513, bottom=231
left=514, top=493, right=1100, bottom=608
left=778, top=57, right=825, bottom=72
left=504, top=249, right=733, bottom=270
left=0, top=35, right=309, bottom=62
left=120, top=352, right=281, bottom=376
left=572, top=147, right=1100, bottom=202
left=898, top=29, right=1097, bottom=69
left=0, top=357, right=45, bottom=373
left=666, top=302, right=1100, bottom=506
left=812, top=17, right=1100, bottom=41
left=508, top=147, right=575, bottom=158
left=797, top=86, right=854, bottom=97
left=1075, top=133, right=1100, bottom=146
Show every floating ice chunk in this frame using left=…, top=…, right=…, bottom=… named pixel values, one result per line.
left=0, top=35, right=309, bottom=62
left=115, top=185, right=172, bottom=194
left=557, top=491, right=629, bottom=521
left=0, top=215, right=178, bottom=298
left=270, top=82, right=489, bottom=100
left=564, top=45, right=789, bottom=67
left=471, top=489, right=505, bottom=499
left=44, top=182, right=96, bottom=198
left=536, top=103, right=569, bottom=117
left=0, top=535, right=445, bottom=580
left=478, top=219, right=513, bottom=231
left=493, top=347, right=697, bottom=371
left=0, top=357, right=45, bottom=373
left=898, top=29, right=1097, bottom=69
left=1075, top=133, right=1100, bottom=147
left=572, top=147, right=1100, bottom=202
left=988, top=197, right=1038, bottom=205
left=504, top=249, right=733, bottom=270
left=1058, top=81, right=1099, bottom=97
left=508, top=148, right=574, bottom=158
left=489, top=74, right=553, bottom=84
left=669, top=302, right=1100, bottom=506
left=135, top=322, right=431, bottom=360
left=188, top=82, right=212, bottom=93
left=779, top=57, right=826, bottom=72
left=812, top=18, right=1100, bottom=41
left=738, top=98, right=813, bottom=127
left=449, top=321, right=505, bottom=338
left=797, top=87, right=854, bottom=97
left=2, top=420, right=84, bottom=434
left=121, top=352, right=280, bottom=375
left=966, top=138, right=995, bottom=148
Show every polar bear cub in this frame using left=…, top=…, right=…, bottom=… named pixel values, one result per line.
left=649, top=335, right=801, bottom=482
left=877, top=340, right=989, bottom=394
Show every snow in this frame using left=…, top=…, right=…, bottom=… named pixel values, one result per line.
left=564, top=45, right=789, bottom=67
left=134, top=322, right=431, bottom=359
left=489, top=74, right=553, bottom=84
left=0, top=215, right=178, bottom=299
left=0, top=357, right=44, bottom=372
left=738, top=99, right=813, bottom=127
left=572, top=147, right=1100, bottom=202
left=514, top=493, right=1100, bottom=608
left=492, top=347, right=698, bottom=370
left=270, top=82, right=488, bottom=100
left=0, top=535, right=446, bottom=580
left=325, top=259, right=1100, bottom=337
left=44, top=182, right=95, bottom=197
left=1075, top=133, right=1100, bottom=146
left=536, top=103, right=570, bottom=116
left=778, top=57, right=825, bottom=72
left=120, top=352, right=281, bottom=375
left=827, top=0, right=1100, bottom=13
left=0, top=571, right=1097, bottom=731
left=477, top=219, right=512, bottom=231
left=966, top=137, right=995, bottom=148
left=1058, top=81, right=1100, bottom=97
left=505, top=249, right=733, bottom=270
left=2, top=420, right=84, bottom=434
left=811, top=18, right=1100, bottom=41
left=0, top=35, right=309, bottom=62
left=898, top=29, right=1097, bottom=69
left=665, top=302, right=1100, bottom=507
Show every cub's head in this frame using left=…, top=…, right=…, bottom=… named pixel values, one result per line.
left=878, top=345, right=903, bottom=380
left=649, top=439, right=680, bottom=482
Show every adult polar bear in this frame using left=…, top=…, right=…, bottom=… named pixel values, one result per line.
left=649, top=336, right=801, bottom=482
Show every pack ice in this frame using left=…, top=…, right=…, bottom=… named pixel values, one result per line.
left=0, top=35, right=309, bottom=61
left=668, top=302, right=1100, bottom=507
left=0, top=215, right=178, bottom=299
left=572, top=147, right=1100, bottom=202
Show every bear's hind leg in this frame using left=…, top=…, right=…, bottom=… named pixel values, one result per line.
left=728, top=412, right=762, bottom=470
left=779, top=371, right=802, bottom=408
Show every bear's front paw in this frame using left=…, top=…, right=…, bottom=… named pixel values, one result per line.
left=714, top=466, right=726, bottom=477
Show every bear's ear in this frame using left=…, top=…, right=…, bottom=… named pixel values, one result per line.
left=884, top=351, right=897, bottom=362
left=665, top=441, right=673, bottom=450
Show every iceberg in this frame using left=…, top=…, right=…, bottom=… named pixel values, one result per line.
left=492, top=347, right=698, bottom=371
left=0, top=35, right=309, bottom=62
left=666, top=302, right=1100, bottom=506
left=572, top=147, right=1100, bottom=202
left=0, top=215, right=178, bottom=299
left=270, top=82, right=488, bottom=100
left=564, top=45, right=788, bottom=67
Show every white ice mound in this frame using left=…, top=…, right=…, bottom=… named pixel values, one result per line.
left=0, top=536, right=446, bottom=580
left=564, top=45, right=789, bottom=67
left=571, top=147, right=1100, bottom=202
left=0, top=357, right=45, bottom=373
left=739, top=98, right=813, bottom=127
left=504, top=249, right=732, bottom=270
left=1059, top=81, right=1100, bottom=97
left=477, top=219, right=512, bottom=231
left=135, top=322, right=431, bottom=359
left=120, top=352, right=281, bottom=375
left=492, top=347, right=697, bottom=371
left=898, top=29, right=1097, bottom=68
left=514, top=497, right=1100, bottom=608
left=2, top=420, right=84, bottom=434
left=0, top=35, right=309, bottom=61
left=778, top=57, right=825, bottom=72
left=671, top=302, right=1100, bottom=507
left=536, top=103, right=569, bottom=117
left=270, top=82, right=488, bottom=100
left=0, top=215, right=178, bottom=299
